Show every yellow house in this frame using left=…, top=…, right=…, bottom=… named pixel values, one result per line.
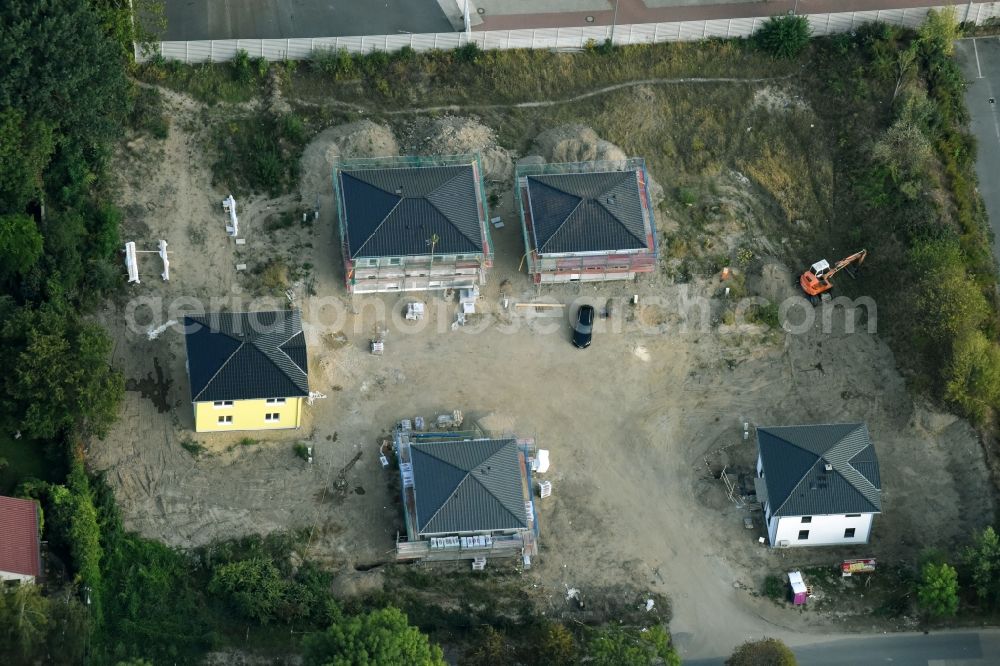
left=184, top=310, right=310, bottom=433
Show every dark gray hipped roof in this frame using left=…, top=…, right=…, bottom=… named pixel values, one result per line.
left=184, top=311, right=310, bottom=402
left=757, top=423, right=881, bottom=517
left=338, top=164, right=485, bottom=258
left=410, top=438, right=529, bottom=535
left=526, top=170, right=649, bottom=254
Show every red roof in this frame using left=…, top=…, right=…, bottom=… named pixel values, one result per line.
left=0, top=496, right=42, bottom=578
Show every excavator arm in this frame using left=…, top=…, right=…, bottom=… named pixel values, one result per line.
left=799, top=249, right=867, bottom=299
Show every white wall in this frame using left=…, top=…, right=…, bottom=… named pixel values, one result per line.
left=0, top=570, right=35, bottom=585
left=141, top=4, right=1000, bottom=64
left=770, top=513, right=873, bottom=548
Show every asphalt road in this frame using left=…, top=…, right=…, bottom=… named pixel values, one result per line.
left=956, top=38, right=1000, bottom=266
left=685, top=629, right=1000, bottom=665
left=160, top=0, right=454, bottom=40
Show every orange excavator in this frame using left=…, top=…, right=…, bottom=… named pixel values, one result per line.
left=799, top=249, right=867, bottom=304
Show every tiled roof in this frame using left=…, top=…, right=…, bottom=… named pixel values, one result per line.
left=338, top=163, right=485, bottom=258
left=0, top=496, right=41, bottom=578
left=410, top=438, right=529, bottom=535
left=526, top=170, right=650, bottom=254
left=183, top=310, right=309, bottom=402
left=757, top=423, right=881, bottom=517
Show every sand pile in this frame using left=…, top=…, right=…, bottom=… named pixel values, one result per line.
left=525, top=125, right=664, bottom=206
left=299, top=120, right=399, bottom=202
left=404, top=116, right=513, bottom=182
left=531, top=124, right=628, bottom=163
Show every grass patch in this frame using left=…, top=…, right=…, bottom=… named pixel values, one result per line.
left=180, top=438, right=206, bottom=458
left=293, top=442, right=311, bottom=461
left=138, top=54, right=266, bottom=104
left=128, top=85, right=169, bottom=139
left=213, top=112, right=311, bottom=195
left=238, top=437, right=259, bottom=448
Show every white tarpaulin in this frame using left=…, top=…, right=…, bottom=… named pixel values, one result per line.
left=124, top=242, right=139, bottom=283
left=534, top=449, right=550, bottom=473
left=158, top=239, right=170, bottom=281
left=223, top=195, right=238, bottom=237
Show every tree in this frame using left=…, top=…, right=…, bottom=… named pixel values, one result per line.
left=908, top=239, right=989, bottom=350
left=918, top=8, right=960, bottom=58
left=964, top=526, right=1000, bottom=609
left=727, top=638, right=797, bottom=665
left=945, top=331, right=1000, bottom=423
left=917, top=562, right=959, bottom=618
left=753, top=16, right=811, bottom=59
left=586, top=625, right=680, bottom=666
left=462, top=626, right=515, bottom=666
left=302, top=607, right=446, bottom=666
left=0, top=302, right=124, bottom=439
left=0, top=108, right=55, bottom=215
left=209, top=558, right=288, bottom=624
left=534, top=621, right=578, bottom=666
left=0, top=214, right=44, bottom=278
left=0, top=586, right=88, bottom=666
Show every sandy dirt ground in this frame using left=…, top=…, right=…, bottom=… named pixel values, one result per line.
left=90, top=90, right=995, bottom=660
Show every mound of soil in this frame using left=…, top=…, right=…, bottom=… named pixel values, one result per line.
left=299, top=120, right=399, bottom=203
left=404, top=116, right=513, bottom=183
left=527, top=125, right=664, bottom=206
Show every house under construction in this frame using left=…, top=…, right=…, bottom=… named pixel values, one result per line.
left=516, top=159, right=658, bottom=284
left=333, top=155, right=493, bottom=294
left=394, top=422, right=539, bottom=569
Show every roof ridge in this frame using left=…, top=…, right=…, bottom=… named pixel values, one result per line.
left=352, top=192, right=404, bottom=257
left=417, top=457, right=474, bottom=530
left=468, top=444, right=523, bottom=525
left=595, top=174, right=646, bottom=246
left=540, top=197, right=584, bottom=253
left=762, top=424, right=877, bottom=516
left=763, top=430, right=821, bottom=516
left=424, top=171, right=482, bottom=249
left=190, top=315, right=246, bottom=401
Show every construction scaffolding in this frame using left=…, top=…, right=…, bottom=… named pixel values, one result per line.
left=516, top=159, right=659, bottom=284
left=392, top=420, right=539, bottom=566
left=332, top=154, right=494, bottom=294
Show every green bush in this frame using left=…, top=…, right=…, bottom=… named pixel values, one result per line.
left=763, top=574, right=785, bottom=600
left=753, top=16, right=811, bottom=59
left=454, top=42, right=481, bottom=64
left=727, top=638, right=797, bottom=665
left=231, top=49, right=254, bottom=84
left=210, top=558, right=288, bottom=624
left=311, top=48, right=357, bottom=79
left=303, top=607, right=446, bottom=666
left=945, top=331, right=1000, bottom=423
left=964, top=526, right=1000, bottom=609
left=917, top=561, right=959, bottom=618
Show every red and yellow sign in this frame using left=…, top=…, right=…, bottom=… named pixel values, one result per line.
left=841, top=558, right=876, bottom=576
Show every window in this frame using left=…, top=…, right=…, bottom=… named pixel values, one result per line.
left=846, top=514, right=861, bottom=518
left=801, top=516, right=812, bottom=524
left=266, top=398, right=286, bottom=405
left=265, top=413, right=280, bottom=422
left=388, top=257, right=402, bottom=266
left=213, top=400, right=233, bottom=408
left=844, top=528, right=856, bottom=538
left=364, top=258, right=378, bottom=267
left=218, top=415, right=233, bottom=424
left=798, top=530, right=810, bottom=540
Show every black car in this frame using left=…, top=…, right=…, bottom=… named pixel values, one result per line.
left=572, top=304, right=595, bottom=349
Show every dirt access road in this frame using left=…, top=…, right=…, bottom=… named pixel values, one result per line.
left=89, top=89, right=994, bottom=660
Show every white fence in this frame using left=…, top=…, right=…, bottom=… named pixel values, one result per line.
left=140, top=3, right=1000, bottom=64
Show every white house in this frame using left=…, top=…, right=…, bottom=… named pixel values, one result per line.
left=0, top=495, right=42, bottom=584
left=755, top=423, right=881, bottom=548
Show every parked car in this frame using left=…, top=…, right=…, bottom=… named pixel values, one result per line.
left=572, top=304, right=595, bottom=348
